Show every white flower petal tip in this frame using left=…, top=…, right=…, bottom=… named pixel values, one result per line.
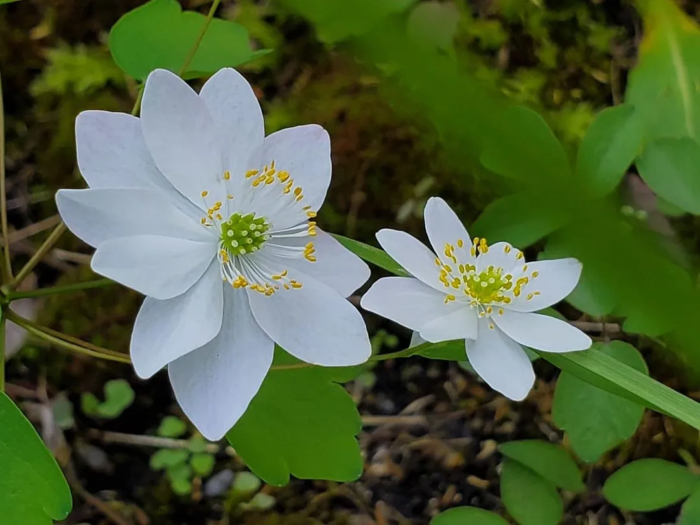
left=365, top=197, right=588, bottom=400
left=60, top=68, right=359, bottom=416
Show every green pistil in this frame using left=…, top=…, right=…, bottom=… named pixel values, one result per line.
left=220, top=212, right=270, bottom=256
left=466, top=267, right=511, bottom=303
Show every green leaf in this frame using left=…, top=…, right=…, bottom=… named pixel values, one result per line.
left=603, top=459, right=698, bottom=511
left=232, top=471, right=262, bottom=495
left=407, top=2, right=460, bottom=51
left=188, top=435, right=208, bottom=453
left=80, top=392, right=100, bottom=416
left=636, top=138, right=700, bottom=214
left=158, top=416, right=188, bottom=438
left=431, top=507, right=509, bottom=525
left=500, top=459, right=563, bottom=525
left=576, top=104, right=644, bottom=196
left=417, top=340, right=466, bottom=361
left=339, top=237, right=700, bottom=430
left=52, top=395, right=75, bottom=430
left=96, top=379, right=135, bottom=419
left=480, top=105, right=571, bottom=181
left=679, top=485, right=700, bottom=525
left=625, top=0, right=700, bottom=143
left=109, top=0, right=265, bottom=81
left=471, top=191, right=566, bottom=248
left=553, top=342, right=648, bottom=463
left=333, top=234, right=410, bottom=277
left=226, top=349, right=363, bottom=486
left=0, top=0, right=21, bottom=4
left=190, top=453, right=215, bottom=477
left=170, top=477, right=192, bottom=495
left=150, top=449, right=189, bottom=471
left=0, top=392, right=72, bottom=524
left=498, top=440, right=584, bottom=492
left=244, top=492, right=276, bottom=511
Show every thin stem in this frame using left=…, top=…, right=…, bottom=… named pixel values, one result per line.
left=5, top=309, right=130, bottom=364
left=0, top=70, right=11, bottom=283
left=270, top=346, right=423, bottom=371
left=131, top=84, right=144, bottom=116
left=8, top=222, right=66, bottom=292
left=7, top=278, right=115, bottom=301
left=178, top=0, right=222, bottom=76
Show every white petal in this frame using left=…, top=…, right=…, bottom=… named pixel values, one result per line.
left=409, top=331, right=427, bottom=348
left=375, top=229, right=443, bottom=291
left=493, top=310, right=591, bottom=352
left=199, top=68, right=264, bottom=187
left=76, top=111, right=171, bottom=190
left=56, top=188, right=210, bottom=248
left=361, top=276, right=458, bottom=330
left=169, top=289, right=273, bottom=441
left=424, top=197, right=473, bottom=264
left=467, top=319, right=534, bottom=401
left=505, top=258, right=583, bottom=312
left=267, top=230, right=369, bottom=297
left=248, top=272, right=371, bottom=366
left=476, top=242, right=522, bottom=273
left=91, top=235, right=215, bottom=300
left=130, top=261, right=224, bottom=379
left=141, top=69, right=224, bottom=207
left=261, top=125, right=331, bottom=212
left=419, top=306, right=478, bottom=342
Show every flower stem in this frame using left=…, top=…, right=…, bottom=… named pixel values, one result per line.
left=0, top=71, right=11, bottom=284
left=270, top=346, right=423, bottom=371
left=5, top=308, right=130, bottom=364
left=7, top=222, right=66, bottom=292
left=131, top=84, right=144, bottom=116
left=7, top=278, right=115, bottom=301
left=178, top=0, right=222, bottom=76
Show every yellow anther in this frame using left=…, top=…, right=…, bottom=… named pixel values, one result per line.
left=201, top=190, right=209, bottom=197
left=486, top=306, right=493, bottom=314
left=223, top=171, right=231, bottom=180
left=307, top=211, right=317, bottom=218
left=266, top=176, right=275, bottom=185
left=457, top=239, right=464, bottom=248
left=245, top=170, right=258, bottom=178
left=503, top=297, right=512, bottom=304
left=499, top=308, right=504, bottom=315
left=523, top=265, right=528, bottom=272
left=435, top=258, right=441, bottom=266
left=444, top=294, right=456, bottom=304
left=532, top=271, right=539, bottom=278
left=504, top=245, right=511, bottom=254
left=527, top=293, right=534, bottom=300
left=227, top=194, right=234, bottom=200
left=516, top=251, right=524, bottom=260
left=291, top=281, right=303, bottom=289
left=278, top=171, right=290, bottom=182
left=200, top=218, right=207, bottom=224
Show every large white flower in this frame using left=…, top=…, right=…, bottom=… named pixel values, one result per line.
left=361, top=197, right=591, bottom=401
left=56, top=68, right=372, bottom=440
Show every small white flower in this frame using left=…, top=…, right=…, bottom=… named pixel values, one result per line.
left=361, top=197, right=591, bottom=401
left=56, top=68, right=372, bottom=440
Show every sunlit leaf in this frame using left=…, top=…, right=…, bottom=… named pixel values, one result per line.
left=553, top=342, right=648, bottom=463
left=499, top=440, right=585, bottom=492
left=636, top=137, right=700, bottom=214
left=334, top=234, right=410, bottom=276
left=158, top=416, right=188, bottom=438
left=431, top=507, right=508, bottom=525
left=150, top=449, right=188, bottom=470
left=190, top=453, right=215, bottom=477
left=500, top=459, right=563, bottom=525
left=226, top=349, right=362, bottom=486
left=0, top=392, right=72, bottom=524
left=407, top=2, right=460, bottom=51
left=109, top=0, right=266, bottom=81
left=603, top=459, right=698, bottom=511
left=576, top=104, right=644, bottom=196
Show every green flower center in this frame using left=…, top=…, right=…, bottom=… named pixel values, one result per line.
left=464, top=267, right=512, bottom=304
left=220, top=212, right=271, bottom=256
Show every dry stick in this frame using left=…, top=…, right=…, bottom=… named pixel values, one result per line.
left=1, top=214, right=61, bottom=245
left=90, top=429, right=221, bottom=454
left=66, top=468, right=132, bottom=525
left=0, top=71, right=11, bottom=283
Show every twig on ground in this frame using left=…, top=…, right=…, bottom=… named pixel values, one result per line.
left=88, top=429, right=223, bottom=454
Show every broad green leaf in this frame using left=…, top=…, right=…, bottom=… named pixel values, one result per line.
left=339, top=237, right=700, bottom=430
left=0, top=392, right=72, bottom=524
left=190, top=453, right=215, bottom=477
left=603, top=458, right=698, bottom=511
left=471, top=191, right=566, bottom=248
left=576, top=104, right=644, bottom=196
left=553, top=342, right=648, bottom=463
left=282, top=0, right=419, bottom=43
left=226, top=349, right=363, bottom=486
left=625, top=0, right=700, bottom=142
left=150, top=449, right=189, bottom=470
left=109, top=0, right=266, bottom=81
left=480, top=106, right=571, bottom=181
left=679, top=485, right=700, bottom=525
left=498, top=440, right=584, bottom=492
left=636, top=137, right=700, bottom=214
left=0, top=0, right=21, bottom=5
left=407, top=2, right=460, bottom=51
left=542, top=236, right=617, bottom=316
left=431, top=507, right=509, bottom=525
left=334, top=234, right=410, bottom=277
left=158, top=416, right=188, bottom=438
left=96, top=379, right=135, bottom=418
left=500, top=459, right=563, bottom=525
left=418, top=340, right=466, bottom=361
